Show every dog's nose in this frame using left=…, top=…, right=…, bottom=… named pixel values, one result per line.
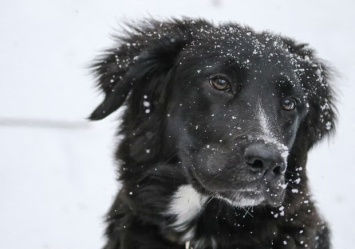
left=244, top=143, right=286, bottom=177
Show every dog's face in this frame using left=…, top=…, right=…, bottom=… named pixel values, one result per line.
left=90, top=20, right=335, bottom=209
left=166, top=36, right=310, bottom=207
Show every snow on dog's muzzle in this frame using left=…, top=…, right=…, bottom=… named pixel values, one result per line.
left=244, top=142, right=288, bottom=207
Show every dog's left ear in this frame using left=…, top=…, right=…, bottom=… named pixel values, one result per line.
left=282, top=38, right=337, bottom=149
left=89, top=20, right=198, bottom=120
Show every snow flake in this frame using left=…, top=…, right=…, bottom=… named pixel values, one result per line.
left=279, top=183, right=288, bottom=189
left=326, top=121, right=332, bottom=130
left=143, top=101, right=150, bottom=107
left=294, top=178, right=301, bottom=184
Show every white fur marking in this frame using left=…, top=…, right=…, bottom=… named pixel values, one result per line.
left=258, top=105, right=289, bottom=160
left=259, top=106, right=273, bottom=138
left=167, top=185, right=207, bottom=232
left=185, top=241, right=191, bottom=249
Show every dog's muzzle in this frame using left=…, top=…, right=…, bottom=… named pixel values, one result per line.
left=244, top=142, right=288, bottom=206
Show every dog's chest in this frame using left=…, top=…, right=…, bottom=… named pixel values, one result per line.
left=165, top=185, right=209, bottom=243
left=166, top=185, right=208, bottom=232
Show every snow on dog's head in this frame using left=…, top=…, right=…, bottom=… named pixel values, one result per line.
left=90, top=19, right=336, bottom=208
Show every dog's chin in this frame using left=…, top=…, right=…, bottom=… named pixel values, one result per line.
left=216, top=188, right=286, bottom=208
left=216, top=191, right=265, bottom=207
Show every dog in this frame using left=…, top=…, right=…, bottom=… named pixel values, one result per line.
left=89, top=18, right=336, bottom=249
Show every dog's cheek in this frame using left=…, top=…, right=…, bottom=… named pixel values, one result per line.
left=199, top=148, right=229, bottom=174
left=189, top=146, right=248, bottom=188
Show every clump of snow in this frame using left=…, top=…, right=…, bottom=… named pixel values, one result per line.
left=326, top=121, right=332, bottom=130
left=294, top=178, right=301, bottom=184
left=143, top=101, right=150, bottom=107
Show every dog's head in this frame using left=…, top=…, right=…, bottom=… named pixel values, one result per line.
left=90, top=19, right=336, bottom=208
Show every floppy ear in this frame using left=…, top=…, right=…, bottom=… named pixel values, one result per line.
left=302, top=62, right=336, bottom=148
left=89, top=19, right=197, bottom=120
left=282, top=38, right=337, bottom=150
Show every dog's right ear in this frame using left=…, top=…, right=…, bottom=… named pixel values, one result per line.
left=89, top=19, right=202, bottom=120
left=280, top=38, right=337, bottom=150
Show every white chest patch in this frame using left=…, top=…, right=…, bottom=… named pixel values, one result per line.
left=166, top=185, right=208, bottom=234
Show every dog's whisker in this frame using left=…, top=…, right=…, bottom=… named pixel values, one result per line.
left=242, top=206, right=254, bottom=218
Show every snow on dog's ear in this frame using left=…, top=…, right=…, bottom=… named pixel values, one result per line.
left=282, top=38, right=337, bottom=149
left=89, top=19, right=199, bottom=120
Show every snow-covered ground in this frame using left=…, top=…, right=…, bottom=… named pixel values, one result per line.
left=0, top=0, right=354, bottom=248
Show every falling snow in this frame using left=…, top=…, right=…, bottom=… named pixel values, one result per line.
left=1, top=1, right=353, bottom=249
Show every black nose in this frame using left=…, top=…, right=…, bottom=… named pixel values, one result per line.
left=244, top=143, right=287, bottom=176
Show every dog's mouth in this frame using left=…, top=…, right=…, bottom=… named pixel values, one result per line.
left=215, top=190, right=265, bottom=207
left=189, top=169, right=286, bottom=208
left=215, top=185, right=286, bottom=208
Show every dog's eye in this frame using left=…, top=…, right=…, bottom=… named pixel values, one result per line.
left=281, top=98, right=297, bottom=111
left=209, top=76, right=231, bottom=91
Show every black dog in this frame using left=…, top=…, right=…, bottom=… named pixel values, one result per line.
left=90, top=18, right=336, bottom=249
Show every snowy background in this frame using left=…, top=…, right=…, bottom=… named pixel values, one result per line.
left=0, top=0, right=354, bottom=248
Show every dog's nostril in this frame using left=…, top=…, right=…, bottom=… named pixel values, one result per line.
left=247, top=159, right=264, bottom=172
left=273, top=165, right=282, bottom=175
left=272, top=164, right=286, bottom=175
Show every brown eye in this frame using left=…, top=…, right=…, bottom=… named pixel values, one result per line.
left=282, top=98, right=297, bottom=111
left=209, top=76, right=231, bottom=91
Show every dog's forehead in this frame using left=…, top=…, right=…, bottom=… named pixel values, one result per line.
left=182, top=34, right=299, bottom=83
left=182, top=28, right=301, bottom=78
left=189, top=27, right=287, bottom=59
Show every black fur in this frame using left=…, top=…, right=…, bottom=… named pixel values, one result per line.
left=90, top=18, right=336, bottom=249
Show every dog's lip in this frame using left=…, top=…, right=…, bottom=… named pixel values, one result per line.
left=217, top=189, right=263, bottom=198
left=220, top=189, right=262, bottom=194
left=262, top=187, right=286, bottom=207
left=188, top=168, right=286, bottom=207
left=215, top=189, right=265, bottom=207
left=188, top=169, right=215, bottom=196
left=217, top=188, right=285, bottom=207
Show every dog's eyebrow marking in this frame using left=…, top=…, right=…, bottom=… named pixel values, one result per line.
left=258, top=104, right=273, bottom=138
left=258, top=104, right=289, bottom=161
left=166, top=185, right=208, bottom=235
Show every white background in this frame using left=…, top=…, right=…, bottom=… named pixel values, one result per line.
left=0, top=0, right=354, bottom=248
